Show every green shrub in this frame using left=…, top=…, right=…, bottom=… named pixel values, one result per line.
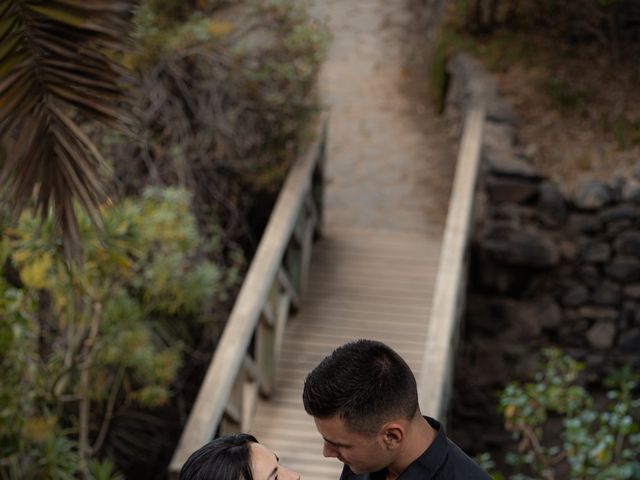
left=110, top=0, right=329, bottom=238
left=482, top=349, right=640, bottom=480
left=543, top=77, right=589, bottom=114
left=0, top=188, right=238, bottom=479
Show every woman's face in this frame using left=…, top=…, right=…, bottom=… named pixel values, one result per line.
left=249, top=443, right=300, bottom=480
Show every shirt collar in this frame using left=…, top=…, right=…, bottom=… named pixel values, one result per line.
left=396, top=416, right=448, bottom=480
left=359, top=417, right=448, bottom=480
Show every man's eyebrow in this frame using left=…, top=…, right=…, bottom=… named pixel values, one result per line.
left=323, top=437, right=347, bottom=448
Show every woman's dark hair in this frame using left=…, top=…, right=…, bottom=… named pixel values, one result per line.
left=179, top=433, right=258, bottom=480
left=303, top=339, right=419, bottom=435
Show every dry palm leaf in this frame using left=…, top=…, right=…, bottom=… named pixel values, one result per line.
left=0, top=0, right=137, bottom=257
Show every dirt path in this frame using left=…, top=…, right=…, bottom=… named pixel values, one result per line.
left=310, top=0, right=456, bottom=233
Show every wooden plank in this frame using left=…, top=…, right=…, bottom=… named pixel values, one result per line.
left=294, top=306, right=430, bottom=325
left=301, top=298, right=430, bottom=315
left=310, top=249, right=439, bottom=265
left=321, top=226, right=443, bottom=242
left=307, top=270, right=437, bottom=283
left=308, top=266, right=437, bottom=282
left=302, top=291, right=433, bottom=307
left=304, top=280, right=434, bottom=297
left=277, top=345, right=425, bottom=363
left=281, top=330, right=427, bottom=348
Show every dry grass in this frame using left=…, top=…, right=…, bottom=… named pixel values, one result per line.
left=488, top=34, right=640, bottom=191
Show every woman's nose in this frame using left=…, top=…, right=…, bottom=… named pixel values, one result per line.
left=281, top=465, right=300, bottom=480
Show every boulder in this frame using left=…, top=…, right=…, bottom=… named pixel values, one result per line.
left=591, top=281, right=622, bottom=306
left=572, top=180, right=611, bottom=210
left=489, top=204, right=524, bottom=224
left=618, top=328, right=640, bottom=352
left=446, top=53, right=516, bottom=122
left=586, top=321, right=617, bottom=349
left=579, top=241, right=611, bottom=263
left=623, top=284, right=640, bottom=299
left=483, top=226, right=559, bottom=268
left=614, top=231, right=640, bottom=256
left=577, top=264, right=601, bottom=287
left=536, top=181, right=568, bottom=226
left=622, top=179, right=640, bottom=203
left=483, top=121, right=516, bottom=151
left=598, top=204, right=639, bottom=223
left=561, top=282, right=589, bottom=307
left=486, top=177, right=539, bottom=204
left=534, top=296, right=563, bottom=330
left=490, top=299, right=543, bottom=340
left=577, top=306, right=619, bottom=322
left=608, top=175, right=626, bottom=201
left=568, top=213, right=602, bottom=234
left=484, top=147, right=543, bottom=180
left=607, top=219, right=634, bottom=235
left=604, top=256, right=640, bottom=283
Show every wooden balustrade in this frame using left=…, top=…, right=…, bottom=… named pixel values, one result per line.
left=418, top=107, right=485, bottom=425
left=168, top=117, right=327, bottom=476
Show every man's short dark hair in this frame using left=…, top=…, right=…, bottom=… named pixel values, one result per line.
left=179, top=433, right=258, bottom=480
left=302, top=339, right=419, bottom=435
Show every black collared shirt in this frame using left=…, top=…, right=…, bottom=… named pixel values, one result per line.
left=339, top=417, right=490, bottom=480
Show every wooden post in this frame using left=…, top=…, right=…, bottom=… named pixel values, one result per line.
left=300, top=195, right=316, bottom=297
left=274, top=291, right=291, bottom=363
left=220, top=368, right=245, bottom=435
left=256, top=312, right=276, bottom=397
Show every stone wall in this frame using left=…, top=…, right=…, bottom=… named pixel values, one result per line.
left=446, top=53, right=640, bottom=454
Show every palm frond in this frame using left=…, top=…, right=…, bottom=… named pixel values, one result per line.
left=0, top=0, right=138, bottom=257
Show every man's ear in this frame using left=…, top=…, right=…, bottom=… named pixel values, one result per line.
left=381, top=423, right=404, bottom=449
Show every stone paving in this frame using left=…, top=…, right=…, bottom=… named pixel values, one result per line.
left=310, top=0, right=457, bottom=233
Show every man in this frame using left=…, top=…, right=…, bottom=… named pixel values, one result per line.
left=302, top=339, right=489, bottom=480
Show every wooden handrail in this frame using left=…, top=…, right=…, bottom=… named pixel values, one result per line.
left=168, top=117, right=327, bottom=475
left=418, top=107, right=485, bottom=425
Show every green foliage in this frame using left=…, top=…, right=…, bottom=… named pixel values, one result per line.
left=542, top=77, right=589, bottom=114
left=429, top=14, right=531, bottom=111
left=484, top=349, right=640, bottom=480
left=605, top=116, right=640, bottom=149
left=0, top=188, right=238, bottom=479
left=111, top=0, right=329, bottom=239
left=130, top=6, right=226, bottom=67
left=88, top=458, right=125, bottom=480
left=430, top=25, right=466, bottom=112
left=458, top=0, right=628, bottom=38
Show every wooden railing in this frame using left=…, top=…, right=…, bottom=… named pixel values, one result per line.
left=418, top=107, right=485, bottom=425
left=168, top=118, right=327, bottom=476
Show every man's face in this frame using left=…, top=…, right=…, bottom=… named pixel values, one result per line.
left=313, top=415, right=393, bottom=474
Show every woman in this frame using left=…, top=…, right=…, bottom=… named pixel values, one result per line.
left=179, top=433, right=301, bottom=480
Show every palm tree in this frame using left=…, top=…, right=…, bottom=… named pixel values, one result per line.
left=0, top=0, right=137, bottom=256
